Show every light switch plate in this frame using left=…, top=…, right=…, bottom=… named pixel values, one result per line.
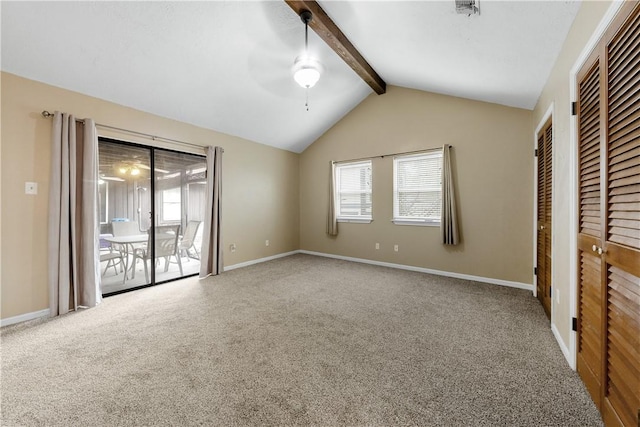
left=25, top=182, right=38, bottom=195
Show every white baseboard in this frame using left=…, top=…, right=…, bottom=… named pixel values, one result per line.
left=223, top=250, right=533, bottom=292
left=1, top=308, right=50, bottom=327
left=551, top=322, right=573, bottom=369
left=299, top=250, right=533, bottom=291
left=223, top=251, right=300, bottom=272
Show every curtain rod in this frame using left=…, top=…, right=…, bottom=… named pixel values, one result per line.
left=332, top=145, right=448, bottom=165
left=41, top=110, right=206, bottom=152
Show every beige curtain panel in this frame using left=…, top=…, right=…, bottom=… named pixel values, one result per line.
left=441, top=144, right=460, bottom=245
left=48, top=112, right=101, bottom=317
left=199, top=146, right=224, bottom=278
left=327, top=161, right=338, bottom=236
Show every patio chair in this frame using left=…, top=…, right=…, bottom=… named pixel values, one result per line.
left=178, top=220, right=201, bottom=261
left=100, top=247, right=124, bottom=277
left=131, top=225, right=182, bottom=282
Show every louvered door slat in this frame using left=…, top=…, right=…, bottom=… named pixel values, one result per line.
left=611, top=183, right=640, bottom=195
left=583, top=163, right=601, bottom=177
left=583, top=171, right=602, bottom=182
left=608, top=9, right=640, bottom=58
left=583, top=145, right=602, bottom=164
left=609, top=155, right=640, bottom=173
left=609, top=86, right=640, bottom=121
left=583, top=64, right=602, bottom=93
left=610, top=145, right=640, bottom=163
left=610, top=167, right=640, bottom=182
left=608, top=105, right=640, bottom=135
left=608, top=61, right=640, bottom=99
left=609, top=124, right=640, bottom=150
left=608, top=40, right=640, bottom=85
left=582, top=117, right=601, bottom=141
left=610, top=211, right=640, bottom=222
left=582, top=139, right=601, bottom=159
left=609, top=78, right=640, bottom=113
left=610, top=176, right=640, bottom=189
left=610, top=193, right=640, bottom=203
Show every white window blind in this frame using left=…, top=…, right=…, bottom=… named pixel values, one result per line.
left=393, top=151, right=442, bottom=224
left=335, top=161, right=372, bottom=222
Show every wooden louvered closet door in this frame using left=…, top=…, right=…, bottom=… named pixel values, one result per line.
left=576, top=2, right=640, bottom=426
left=577, top=55, right=604, bottom=411
left=537, top=119, right=552, bottom=319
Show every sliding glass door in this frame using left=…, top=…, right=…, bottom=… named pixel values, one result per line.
left=153, top=149, right=206, bottom=283
left=97, top=138, right=205, bottom=295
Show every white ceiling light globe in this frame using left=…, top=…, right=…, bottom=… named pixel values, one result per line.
left=293, top=56, right=322, bottom=88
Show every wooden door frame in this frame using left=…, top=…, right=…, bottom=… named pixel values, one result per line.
left=566, top=0, right=625, bottom=371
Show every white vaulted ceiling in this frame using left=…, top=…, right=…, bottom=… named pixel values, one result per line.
left=1, top=1, right=581, bottom=153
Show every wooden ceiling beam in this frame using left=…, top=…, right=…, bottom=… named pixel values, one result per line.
left=285, top=0, right=386, bottom=95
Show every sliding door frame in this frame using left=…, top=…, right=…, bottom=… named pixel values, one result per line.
left=99, top=137, right=205, bottom=297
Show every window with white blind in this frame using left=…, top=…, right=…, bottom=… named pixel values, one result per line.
left=335, top=160, right=372, bottom=223
left=393, top=151, right=442, bottom=225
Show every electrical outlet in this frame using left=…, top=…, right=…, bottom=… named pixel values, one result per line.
left=394, top=244, right=399, bottom=252
left=375, top=243, right=380, bottom=250
left=556, top=288, right=560, bottom=304
left=230, top=243, right=236, bottom=253
left=25, top=182, right=38, bottom=195
left=265, top=239, right=270, bottom=247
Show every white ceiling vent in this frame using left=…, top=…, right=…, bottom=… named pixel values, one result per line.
left=455, top=0, right=479, bottom=16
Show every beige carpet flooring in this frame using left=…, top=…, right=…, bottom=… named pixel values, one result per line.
left=1, top=254, right=602, bottom=426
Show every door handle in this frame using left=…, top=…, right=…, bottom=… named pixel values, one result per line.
left=597, top=247, right=604, bottom=255
left=592, top=245, right=597, bottom=252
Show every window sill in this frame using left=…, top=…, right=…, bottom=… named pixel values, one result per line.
left=337, top=218, right=373, bottom=224
left=392, top=219, right=440, bottom=227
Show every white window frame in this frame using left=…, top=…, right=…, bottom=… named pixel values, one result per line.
left=335, top=160, right=373, bottom=224
left=161, top=187, right=182, bottom=223
left=392, top=151, right=442, bottom=226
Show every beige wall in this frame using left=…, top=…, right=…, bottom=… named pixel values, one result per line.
left=300, top=86, right=533, bottom=284
left=532, top=1, right=613, bottom=347
left=0, top=72, right=299, bottom=319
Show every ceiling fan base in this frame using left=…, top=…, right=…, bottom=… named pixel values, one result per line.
left=299, top=10, right=312, bottom=24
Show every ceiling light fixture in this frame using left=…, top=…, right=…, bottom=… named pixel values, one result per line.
left=293, top=10, right=322, bottom=111
left=293, top=56, right=321, bottom=89
left=115, top=162, right=145, bottom=179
